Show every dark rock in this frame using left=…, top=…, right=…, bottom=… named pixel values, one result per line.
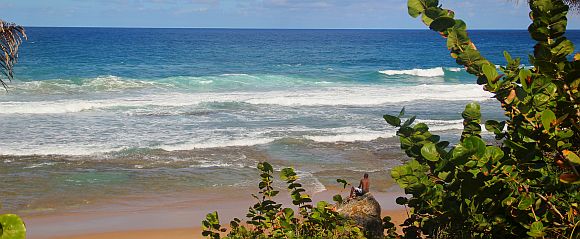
left=336, top=193, right=383, bottom=239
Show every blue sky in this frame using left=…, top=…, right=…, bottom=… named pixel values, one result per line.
left=2, top=0, right=579, bottom=29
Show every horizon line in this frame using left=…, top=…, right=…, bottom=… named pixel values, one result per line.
left=23, top=26, right=580, bottom=30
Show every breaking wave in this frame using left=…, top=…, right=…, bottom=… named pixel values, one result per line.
left=0, top=120, right=467, bottom=156
left=379, top=67, right=446, bottom=77
left=0, top=84, right=492, bottom=114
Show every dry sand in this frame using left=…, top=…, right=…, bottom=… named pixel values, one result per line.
left=23, top=189, right=407, bottom=239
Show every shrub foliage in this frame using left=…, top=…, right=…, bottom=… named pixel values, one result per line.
left=0, top=19, right=27, bottom=239
left=202, top=162, right=365, bottom=239
left=204, top=0, right=579, bottom=238
left=383, top=0, right=579, bottom=238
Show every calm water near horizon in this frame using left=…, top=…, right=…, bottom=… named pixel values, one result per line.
left=1, top=28, right=579, bottom=213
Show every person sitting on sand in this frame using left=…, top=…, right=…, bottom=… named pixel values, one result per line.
left=350, top=173, right=369, bottom=198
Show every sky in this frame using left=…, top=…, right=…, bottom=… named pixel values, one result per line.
left=1, top=0, right=579, bottom=29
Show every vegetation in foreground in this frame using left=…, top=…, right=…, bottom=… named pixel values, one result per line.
left=0, top=19, right=27, bottom=239
left=202, top=162, right=370, bottom=239
left=204, top=0, right=579, bottom=238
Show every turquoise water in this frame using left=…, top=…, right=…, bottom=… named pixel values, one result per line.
left=1, top=29, right=578, bottom=212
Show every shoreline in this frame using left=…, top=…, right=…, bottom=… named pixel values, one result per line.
left=23, top=189, right=407, bottom=239
left=56, top=208, right=408, bottom=239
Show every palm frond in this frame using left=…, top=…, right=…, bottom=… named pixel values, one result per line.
left=0, top=19, right=27, bottom=89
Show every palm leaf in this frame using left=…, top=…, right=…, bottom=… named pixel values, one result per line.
left=0, top=19, right=26, bottom=89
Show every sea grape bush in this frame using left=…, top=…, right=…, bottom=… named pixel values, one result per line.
left=382, top=0, right=579, bottom=238
left=0, top=214, right=26, bottom=239
left=203, top=0, right=580, bottom=238
left=201, top=162, right=365, bottom=239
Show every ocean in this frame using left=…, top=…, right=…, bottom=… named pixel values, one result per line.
left=1, top=28, right=578, bottom=213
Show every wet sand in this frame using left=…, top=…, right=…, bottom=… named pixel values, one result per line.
left=24, top=189, right=407, bottom=239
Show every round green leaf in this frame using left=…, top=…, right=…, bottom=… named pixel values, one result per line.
left=395, top=197, right=408, bottom=205
left=451, top=143, right=469, bottom=161
left=408, top=0, right=426, bottom=18
left=551, top=38, right=574, bottom=58
left=280, top=167, right=297, bottom=181
left=463, top=136, right=486, bottom=158
left=383, top=114, right=401, bottom=127
left=0, top=214, right=26, bottom=239
left=482, top=64, right=499, bottom=84
left=502, top=197, right=516, bottom=206
left=563, top=150, right=580, bottom=165
left=421, top=142, right=440, bottom=161
left=413, top=123, right=429, bottom=132
left=429, top=17, right=456, bottom=32
left=332, top=194, right=343, bottom=203
left=485, top=146, right=504, bottom=163
left=517, top=197, right=534, bottom=210
left=437, top=171, right=450, bottom=180
left=462, top=102, right=481, bottom=121
left=541, top=109, right=556, bottom=131
left=484, top=120, right=504, bottom=133
left=527, top=221, right=545, bottom=238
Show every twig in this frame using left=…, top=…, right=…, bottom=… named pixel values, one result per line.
left=535, top=193, right=566, bottom=223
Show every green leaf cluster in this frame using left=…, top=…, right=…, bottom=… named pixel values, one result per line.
left=384, top=0, right=580, bottom=237
left=202, top=162, right=365, bottom=239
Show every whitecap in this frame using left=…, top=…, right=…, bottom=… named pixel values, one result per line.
left=198, top=80, right=213, bottom=84
left=379, top=67, right=445, bottom=77
left=304, top=132, right=395, bottom=143
left=220, top=73, right=251, bottom=76
left=447, top=67, right=462, bottom=72
left=0, top=84, right=493, bottom=114
left=159, top=138, right=277, bottom=151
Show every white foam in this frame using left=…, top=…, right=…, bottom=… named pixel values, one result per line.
left=415, top=119, right=464, bottom=124
left=7, top=76, right=160, bottom=94
left=303, top=120, right=466, bottom=143
left=220, top=73, right=251, bottom=76
left=295, top=170, right=327, bottom=194
left=0, top=120, right=476, bottom=156
left=304, top=132, right=395, bottom=143
left=0, top=144, right=124, bottom=156
left=415, top=119, right=466, bottom=131
left=448, top=67, right=462, bottom=72
left=189, top=160, right=244, bottom=168
left=429, top=123, right=465, bottom=131
left=379, top=67, right=445, bottom=77
left=348, top=168, right=384, bottom=173
left=198, top=80, right=213, bottom=84
left=23, top=162, right=57, bottom=169
left=159, top=138, right=277, bottom=151
left=315, top=81, right=333, bottom=84
left=0, top=84, right=492, bottom=114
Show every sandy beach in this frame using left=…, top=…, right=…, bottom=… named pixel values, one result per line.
left=22, top=188, right=407, bottom=239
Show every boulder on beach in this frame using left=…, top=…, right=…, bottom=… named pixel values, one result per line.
left=336, top=193, right=383, bottom=239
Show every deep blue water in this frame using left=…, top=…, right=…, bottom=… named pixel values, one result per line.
left=17, top=28, right=573, bottom=80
